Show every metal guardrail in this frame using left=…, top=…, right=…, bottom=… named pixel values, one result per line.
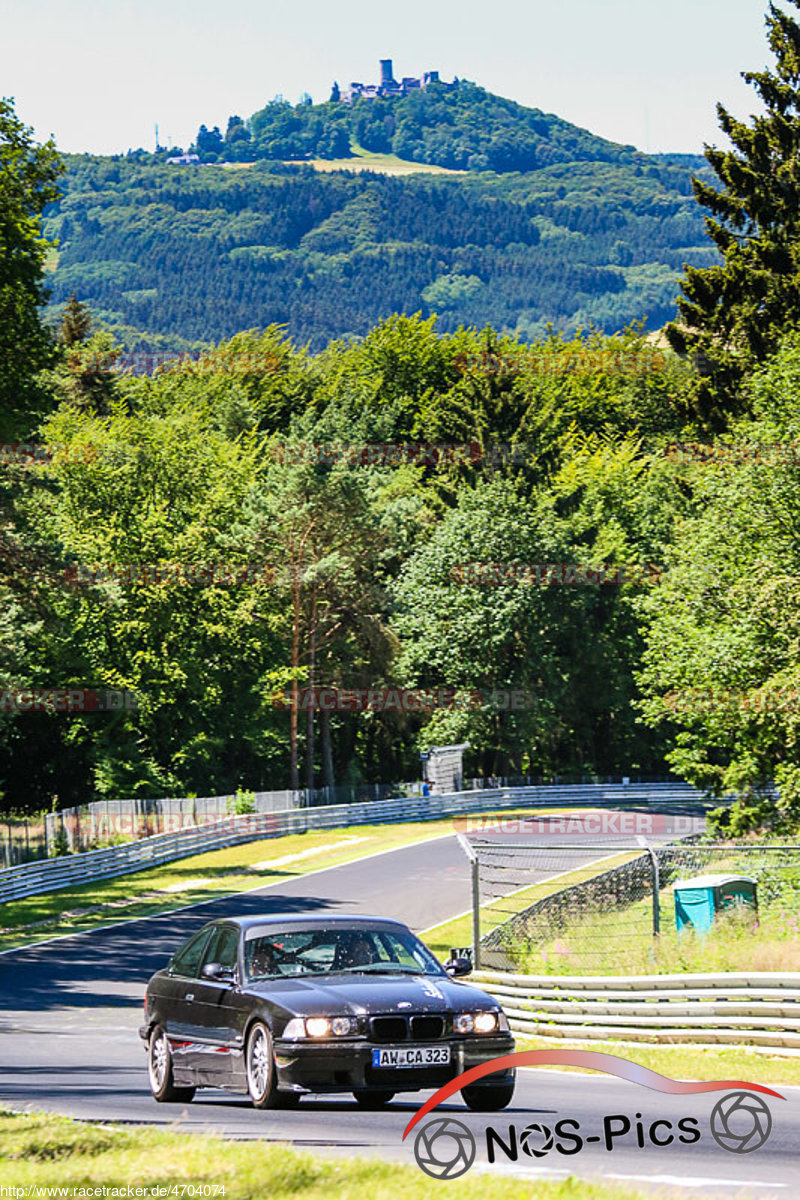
left=473, top=969, right=800, bottom=1048
left=0, top=782, right=703, bottom=905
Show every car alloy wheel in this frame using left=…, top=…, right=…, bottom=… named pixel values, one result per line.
left=246, top=1022, right=277, bottom=1109
left=147, top=1025, right=195, bottom=1104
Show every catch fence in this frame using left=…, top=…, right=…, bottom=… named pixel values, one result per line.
left=464, top=834, right=800, bottom=973
left=2, top=773, right=685, bottom=863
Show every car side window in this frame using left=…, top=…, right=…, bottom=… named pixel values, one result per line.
left=379, top=931, right=440, bottom=972
left=170, top=928, right=213, bottom=978
left=203, top=925, right=239, bottom=971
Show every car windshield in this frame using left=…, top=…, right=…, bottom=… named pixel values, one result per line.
left=243, top=926, right=444, bottom=981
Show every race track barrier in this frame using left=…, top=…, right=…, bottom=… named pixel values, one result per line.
left=474, top=969, right=800, bottom=1049
left=0, top=782, right=704, bottom=905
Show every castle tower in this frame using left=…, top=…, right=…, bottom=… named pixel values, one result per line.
left=379, top=59, right=395, bottom=85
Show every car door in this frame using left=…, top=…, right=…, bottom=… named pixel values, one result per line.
left=189, top=923, right=242, bottom=1086
left=162, top=925, right=215, bottom=1083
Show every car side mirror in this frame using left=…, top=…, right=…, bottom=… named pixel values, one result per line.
left=444, top=947, right=473, bottom=977
left=202, top=962, right=235, bottom=983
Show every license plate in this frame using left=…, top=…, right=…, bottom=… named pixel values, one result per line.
left=371, top=1045, right=451, bottom=1068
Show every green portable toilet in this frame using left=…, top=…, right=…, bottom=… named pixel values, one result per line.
left=674, top=874, right=758, bottom=933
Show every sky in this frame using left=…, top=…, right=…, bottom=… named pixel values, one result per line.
left=0, top=0, right=777, bottom=156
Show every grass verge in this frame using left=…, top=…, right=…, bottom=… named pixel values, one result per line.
left=0, top=1108, right=666, bottom=1199
left=514, top=1034, right=800, bottom=1086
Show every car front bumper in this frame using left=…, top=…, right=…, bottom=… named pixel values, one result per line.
left=272, top=1033, right=515, bottom=1093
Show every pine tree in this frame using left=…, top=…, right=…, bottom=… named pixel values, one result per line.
left=59, top=293, right=92, bottom=345
left=668, top=0, right=800, bottom=425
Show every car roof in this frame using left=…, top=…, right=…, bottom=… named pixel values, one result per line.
left=206, top=914, right=411, bottom=933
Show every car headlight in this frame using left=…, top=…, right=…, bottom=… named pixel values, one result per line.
left=331, top=1016, right=357, bottom=1036
left=454, top=1010, right=500, bottom=1034
left=282, top=1018, right=307, bottom=1039
left=281, top=1016, right=359, bottom=1039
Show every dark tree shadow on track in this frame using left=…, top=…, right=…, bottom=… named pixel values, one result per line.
left=0, top=893, right=343, bottom=1013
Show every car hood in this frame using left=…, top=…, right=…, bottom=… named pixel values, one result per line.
left=247, top=972, right=498, bottom=1017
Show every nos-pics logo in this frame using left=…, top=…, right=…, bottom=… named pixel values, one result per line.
left=403, top=1050, right=783, bottom=1181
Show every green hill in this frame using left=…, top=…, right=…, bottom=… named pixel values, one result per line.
left=233, top=80, right=641, bottom=172
left=41, top=84, right=714, bottom=352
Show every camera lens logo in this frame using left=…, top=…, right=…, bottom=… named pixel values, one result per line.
left=413, top=1117, right=476, bottom=1179
left=710, top=1092, right=772, bottom=1154
left=520, top=1122, right=554, bottom=1158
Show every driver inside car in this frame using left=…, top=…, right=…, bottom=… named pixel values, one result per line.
left=249, top=941, right=277, bottom=977
left=338, top=934, right=375, bottom=968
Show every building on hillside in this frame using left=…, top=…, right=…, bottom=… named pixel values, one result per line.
left=166, top=152, right=200, bottom=165
left=339, top=59, right=453, bottom=103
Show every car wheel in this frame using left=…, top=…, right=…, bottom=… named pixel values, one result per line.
left=147, top=1025, right=196, bottom=1104
left=353, top=1089, right=395, bottom=1108
left=461, top=1081, right=515, bottom=1112
left=246, top=1022, right=278, bottom=1109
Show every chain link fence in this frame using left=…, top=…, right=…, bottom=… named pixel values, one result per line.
left=464, top=829, right=800, bottom=974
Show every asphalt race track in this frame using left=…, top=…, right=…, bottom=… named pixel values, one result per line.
left=1, top=814, right=797, bottom=1197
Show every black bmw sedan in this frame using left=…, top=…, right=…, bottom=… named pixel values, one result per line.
left=140, top=913, right=515, bottom=1111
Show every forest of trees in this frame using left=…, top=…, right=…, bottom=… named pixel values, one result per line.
left=4, top=0, right=800, bottom=839
left=41, top=153, right=712, bottom=352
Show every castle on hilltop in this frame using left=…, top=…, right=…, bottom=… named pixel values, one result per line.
left=332, top=59, right=455, bottom=104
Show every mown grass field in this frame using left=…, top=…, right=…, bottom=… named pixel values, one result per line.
left=221, top=143, right=465, bottom=176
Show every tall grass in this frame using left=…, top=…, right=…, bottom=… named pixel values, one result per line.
left=511, top=882, right=800, bottom=975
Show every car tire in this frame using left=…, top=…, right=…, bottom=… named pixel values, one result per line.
left=246, top=1022, right=278, bottom=1109
left=353, top=1089, right=395, bottom=1108
left=147, top=1025, right=196, bottom=1104
left=461, top=1080, right=515, bottom=1112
